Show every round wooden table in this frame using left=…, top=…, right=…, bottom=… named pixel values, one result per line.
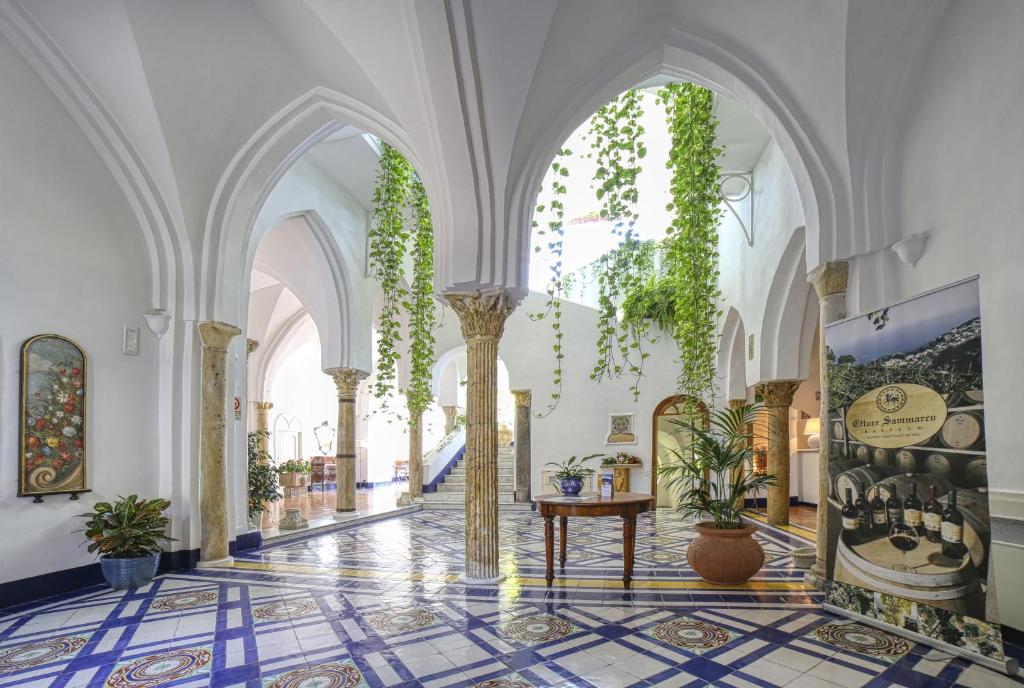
left=534, top=492, right=655, bottom=589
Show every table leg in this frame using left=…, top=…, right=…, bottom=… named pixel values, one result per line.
left=622, top=514, right=636, bottom=589
left=559, top=516, right=568, bottom=569
left=544, top=514, right=555, bottom=586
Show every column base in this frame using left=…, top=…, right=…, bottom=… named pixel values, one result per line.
left=803, top=565, right=828, bottom=591
left=196, top=556, right=234, bottom=569
left=458, top=572, right=506, bottom=585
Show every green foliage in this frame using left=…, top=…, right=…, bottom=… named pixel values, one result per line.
left=657, top=404, right=777, bottom=528
left=368, top=143, right=412, bottom=405
left=78, top=495, right=174, bottom=559
left=247, top=430, right=281, bottom=518
left=659, top=83, right=724, bottom=400
left=406, top=177, right=437, bottom=416
left=545, top=454, right=605, bottom=480
left=276, top=459, right=311, bottom=474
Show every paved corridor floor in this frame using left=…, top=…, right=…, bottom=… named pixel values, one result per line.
left=1, top=510, right=1021, bottom=687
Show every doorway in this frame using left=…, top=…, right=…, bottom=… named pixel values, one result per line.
left=651, top=396, right=708, bottom=508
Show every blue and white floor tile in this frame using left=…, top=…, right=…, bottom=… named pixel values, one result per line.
left=2, top=510, right=1022, bottom=687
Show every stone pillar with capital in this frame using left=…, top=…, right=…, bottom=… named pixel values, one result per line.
left=805, top=261, right=849, bottom=590
left=442, top=405, right=459, bottom=434
left=511, top=390, right=532, bottom=504
left=253, top=402, right=273, bottom=454
left=757, top=380, right=801, bottom=526
left=445, top=289, right=516, bottom=583
left=326, top=367, right=369, bottom=513
left=197, top=321, right=241, bottom=567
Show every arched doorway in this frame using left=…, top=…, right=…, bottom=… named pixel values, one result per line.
left=651, top=396, right=709, bottom=508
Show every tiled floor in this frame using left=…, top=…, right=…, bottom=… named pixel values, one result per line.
left=260, top=483, right=405, bottom=538
left=2, top=510, right=1022, bottom=687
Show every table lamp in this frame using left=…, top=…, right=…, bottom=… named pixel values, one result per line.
left=804, top=417, right=821, bottom=449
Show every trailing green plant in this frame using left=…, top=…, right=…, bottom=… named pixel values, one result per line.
left=621, top=274, right=678, bottom=335
left=406, top=177, right=437, bottom=417
left=247, top=430, right=282, bottom=518
left=529, top=146, right=571, bottom=416
left=658, top=83, right=724, bottom=400
left=78, top=495, right=175, bottom=559
left=368, top=142, right=412, bottom=405
left=276, top=459, right=311, bottom=474
left=545, top=454, right=605, bottom=480
left=657, top=404, right=776, bottom=528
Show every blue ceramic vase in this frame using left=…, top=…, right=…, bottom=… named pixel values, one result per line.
left=560, top=477, right=583, bottom=496
left=99, top=553, right=160, bottom=590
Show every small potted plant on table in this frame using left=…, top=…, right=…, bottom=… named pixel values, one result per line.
left=546, top=454, right=603, bottom=497
left=276, top=459, right=311, bottom=495
left=78, top=495, right=174, bottom=590
left=658, top=404, right=777, bottom=585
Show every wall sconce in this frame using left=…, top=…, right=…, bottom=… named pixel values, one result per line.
left=143, top=309, right=171, bottom=339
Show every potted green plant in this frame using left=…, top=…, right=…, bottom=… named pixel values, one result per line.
left=248, top=430, right=282, bottom=529
left=546, top=454, right=604, bottom=496
left=657, top=404, right=777, bottom=585
left=276, top=459, right=311, bottom=489
left=78, top=495, right=174, bottom=590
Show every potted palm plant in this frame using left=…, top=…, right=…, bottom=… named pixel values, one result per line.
left=657, top=404, right=777, bottom=585
left=78, top=495, right=174, bottom=590
left=546, top=454, right=604, bottom=496
left=248, top=430, right=282, bottom=530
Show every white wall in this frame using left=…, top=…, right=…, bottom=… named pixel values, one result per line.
left=0, top=36, right=159, bottom=584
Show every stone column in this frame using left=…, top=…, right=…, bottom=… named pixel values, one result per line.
left=197, top=321, right=241, bottom=567
left=326, top=367, right=369, bottom=513
left=757, top=380, right=800, bottom=526
left=805, top=260, right=849, bottom=589
left=253, top=402, right=273, bottom=454
left=407, top=400, right=424, bottom=499
left=442, top=405, right=459, bottom=434
left=511, top=390, right=532, bottom=504
left=445, top=290, right=515, bottom=583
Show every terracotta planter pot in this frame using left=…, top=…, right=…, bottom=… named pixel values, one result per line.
left=686, top=522, right=764, bottom=585
left=278, top=472, right=308, bottom=488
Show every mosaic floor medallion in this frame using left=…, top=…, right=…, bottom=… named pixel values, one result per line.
left=812, top=622, right=911, bottom=659
left=105, top=647, right=212, bottom=687
left=364, top=607, right=437, bottom=635
left=636, top=549, right=687, bottom=564
left=150, top=590, right=218, bottom=611
left=251, top=597, right=320, bottom=622
left=262, top=661, right=366, bottom=688
left=500, top=614, right=574, bottom=644
left=648, top=618, right=735, bottom=654
left=471, top=676, right=533, bottom=688
left=0, top=635, right=89, bottom=672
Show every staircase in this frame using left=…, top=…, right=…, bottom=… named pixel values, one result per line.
left=422, top=446, right=528, bottom=509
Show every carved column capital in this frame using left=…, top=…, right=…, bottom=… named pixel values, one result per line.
left=246, top=338, right=260, bottom=357
left=198, top=321, right=241, bottom=351
left=757, top=380, right=801, bottom=408
left=254, top=401, right=274, bottom=412
left=511, top=389, right=532, bottom=407
left=808, top=261, right=849, bottom=300
left=326, top=367, right=369, bottom=400
left=728, top=399, right=747, bottom=410
left=444, top=289, right=516, bottom=340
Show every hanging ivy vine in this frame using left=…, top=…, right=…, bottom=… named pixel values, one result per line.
left=659, top=82, right=724, bottom=400
left=406, top=177, right=437, bottom=416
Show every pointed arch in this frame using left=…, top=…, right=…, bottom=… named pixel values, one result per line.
left=718, top=307, right=748, bottom=401
left=759, top=226, right=816, bottom=381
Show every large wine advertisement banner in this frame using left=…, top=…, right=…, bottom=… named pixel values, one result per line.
left=822, top=278, right=1012, bottom=671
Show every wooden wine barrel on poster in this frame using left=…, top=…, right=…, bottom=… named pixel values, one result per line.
left=894, top=449, right=918, bottom=473
left=869, top=473, right=954, bottom=503
left=835, top=533, right=983, bottom=617
left=963, top=458, right=988, bottom=489
left=854, top=444, right=871, bottom=463
left=939, top=488, right=990, bottom=569
left=940, top=411, right=985, bottom=450
left=834, top=465, right=899, bottom=501
left=923, top=452, right=955, bottom=480
left=962, top=389, right=984, bottom=405
left=828, top=459, right=868, bottom=498
left=830, top=441, right=849, bottom=459
left=831, top=419, right=845, bottom=441
left=872, top=447, right=892, bottom=467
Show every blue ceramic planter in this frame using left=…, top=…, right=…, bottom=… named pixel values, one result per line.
left=99, top=553, right=160, bottom=590
left=560, top=477, right=583, bottom=496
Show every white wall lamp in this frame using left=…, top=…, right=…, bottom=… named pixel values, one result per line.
left=890, top=232, right=928, bottom=267
left=144, top=309, right=172, bottom=339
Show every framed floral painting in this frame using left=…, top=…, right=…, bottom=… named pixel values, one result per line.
left=19, top=334, right=89, bottom=501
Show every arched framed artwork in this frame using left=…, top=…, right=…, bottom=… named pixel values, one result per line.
left=19, top=334, right=89, bottom=502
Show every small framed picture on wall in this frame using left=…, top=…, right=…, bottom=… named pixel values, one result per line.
left=606, top=413, right=636, bottom=445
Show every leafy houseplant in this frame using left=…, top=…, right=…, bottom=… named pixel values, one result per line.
left=248, top=430, right=281, bottom=523
left=657, top=404, right=777, bottom=585
left=78, top=495, right=174, bottom=589
left=546, top=454, right=604, bottom=497
left=276, top=459, right=311, bottom=489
